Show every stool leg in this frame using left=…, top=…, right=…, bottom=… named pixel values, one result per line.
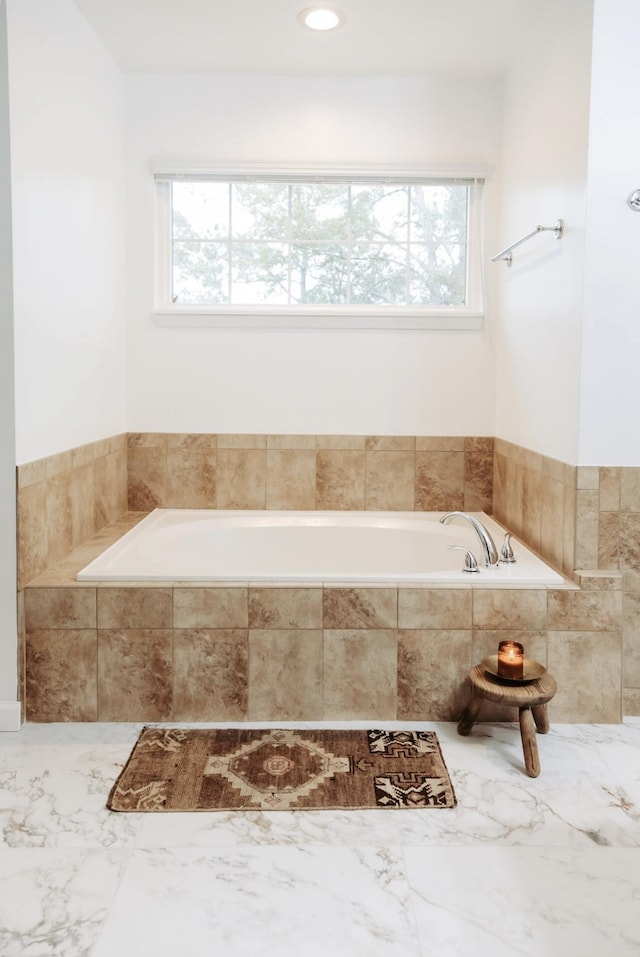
left=457, top=692, right=483, bottom=736
left=532, top=703, right=550, bottom=734
left=519, top=707, right=541, bottom=777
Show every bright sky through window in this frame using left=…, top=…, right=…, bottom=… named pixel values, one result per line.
left=169, top=179, right=471, bottom=310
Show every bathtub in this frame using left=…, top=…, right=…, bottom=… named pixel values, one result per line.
left=76, top=509, right=564, bottom=584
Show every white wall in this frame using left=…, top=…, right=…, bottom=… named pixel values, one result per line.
left=8, top=0, right=126, bottom=465
left=578, top=0, right=640, bottom=466
left=494, top=0, right=593, bottom=464
left=125, top=74, right=502, bottom=436
left=0, top=0, right=18, bottom=728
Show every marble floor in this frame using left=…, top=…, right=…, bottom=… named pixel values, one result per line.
left=1, top=717, right=639, bottom=957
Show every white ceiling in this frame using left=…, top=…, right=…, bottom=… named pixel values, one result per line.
left=71, top=0, right=544, bottom=77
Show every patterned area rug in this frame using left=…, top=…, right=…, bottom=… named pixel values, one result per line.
left=108, top=727, right=457, bottom=811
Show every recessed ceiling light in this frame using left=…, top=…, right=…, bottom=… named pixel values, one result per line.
left=298, top=7, right=346, bottom=31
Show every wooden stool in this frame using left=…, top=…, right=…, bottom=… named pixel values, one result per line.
left=457, top=663, right=557, bottom=777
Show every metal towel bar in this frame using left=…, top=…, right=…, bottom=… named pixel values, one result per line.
left=491, top=219, right=563, bottom=266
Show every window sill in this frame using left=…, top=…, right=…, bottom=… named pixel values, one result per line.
left=153, top=307, right=484, bottom=331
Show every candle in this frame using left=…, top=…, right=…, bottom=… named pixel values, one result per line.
left=497, top=640, right=525, bottom=679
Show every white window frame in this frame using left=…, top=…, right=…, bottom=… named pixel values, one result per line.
left=153, top=165, right=485, bottom=330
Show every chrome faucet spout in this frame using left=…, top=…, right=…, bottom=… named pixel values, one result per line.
left=439, top=511, right=499, bottom=568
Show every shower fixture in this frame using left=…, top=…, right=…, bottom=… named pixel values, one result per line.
left=627, top=189, right=640, bottom=211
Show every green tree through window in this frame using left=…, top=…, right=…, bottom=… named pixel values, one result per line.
left=170, top=179, right=470, bottom=308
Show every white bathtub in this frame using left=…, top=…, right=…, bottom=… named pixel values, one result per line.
left=76, top=509, right=564, bottom=584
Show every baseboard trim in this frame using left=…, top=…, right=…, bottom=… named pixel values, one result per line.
left=0, top=701, right=21, bottom=731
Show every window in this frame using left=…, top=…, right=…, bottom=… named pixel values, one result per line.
left=154, top=169, right=484, bottom=329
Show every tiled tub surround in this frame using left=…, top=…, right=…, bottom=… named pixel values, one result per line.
left=493, top=438, right=577, bottom=578
left=17, top=432, right=493, bottom=722
left=17, top=433, right=128, bottom=590
left=16, top=433, right=493, bottom=590
left=126, top=433, right=494, bottom=515
left=493, top=439, right=640, bottom=717
left=16, top=432, right=638, bottom=722
left=574, top=465, right=640, bottom=716
left=22, top=514, right=623, bottom=724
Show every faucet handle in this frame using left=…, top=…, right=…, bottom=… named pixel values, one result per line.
left=499, top=533, right=516, bottom=563
left=448, top=545, right=479, bottom=573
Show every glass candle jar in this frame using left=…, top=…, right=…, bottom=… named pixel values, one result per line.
left=497, top=640, right=525, bottom=679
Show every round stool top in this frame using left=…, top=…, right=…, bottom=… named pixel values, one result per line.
left=469, top=662, right=557, bottom=707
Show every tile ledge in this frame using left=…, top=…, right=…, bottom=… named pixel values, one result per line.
left=575, top=569, right=623, bottom=590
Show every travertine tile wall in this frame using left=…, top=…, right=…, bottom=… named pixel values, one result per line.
left=15, top=435, right=128, bottom=714
left=127, top=433, right=494, bottom=514
left=574, top=466, right=640, bottom=716
left=492, top=438, right=576, bottom=578
left=20, top=485, right=624, bottom=726
left=493, top=441, right=639, bottom=717
left=22, top=522, right=622, bottom=723
left=15, top=431, right=492, bottom=720
left=15, top=433, right=494, bottom=586
left=17, top=434, right=128, bottom=589
left=16, top=431, right=638, bottom=721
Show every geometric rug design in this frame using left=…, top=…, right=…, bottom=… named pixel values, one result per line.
left=107, top=727, right=457, bottom=812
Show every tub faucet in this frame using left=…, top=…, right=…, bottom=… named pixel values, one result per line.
left=439, top=511, right=499, bottom=567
